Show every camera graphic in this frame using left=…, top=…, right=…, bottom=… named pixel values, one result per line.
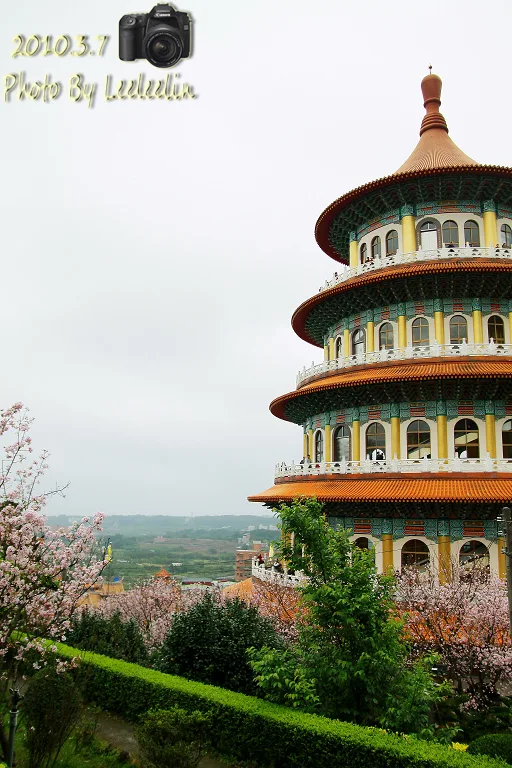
left=119, top=3, right=192, bottom=68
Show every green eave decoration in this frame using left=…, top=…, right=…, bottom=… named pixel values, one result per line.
left=326, top=171, right=512, bottom=261
left=283, top=377, right=511, bottom=424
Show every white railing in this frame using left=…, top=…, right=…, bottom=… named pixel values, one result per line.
left=318, top=246, right=512, bottom=292
left=251, top=559, right=307, bottom=586
left=297, top=341, right=512, bottom=386
left=275, top=456, right=512, bottom=479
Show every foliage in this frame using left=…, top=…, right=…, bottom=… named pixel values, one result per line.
left=66, top=609, right=148, bottom=664
left=467, top=733, right=512, bottom=763
left=135, top=707, right=210, bottom=768
left=156, top=592, right=282, bottom=693
left=21, top=665, right=83, bottom=768
left=0, top=403, right=107, bottom=760
left=56, top=643, right=504, bottom=768
left=397, top=565, right=512, bottom=713
left=249, top=497, right=445, bottom=732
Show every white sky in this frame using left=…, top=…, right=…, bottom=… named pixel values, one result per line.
left=2, top=0, right=512, bottom=518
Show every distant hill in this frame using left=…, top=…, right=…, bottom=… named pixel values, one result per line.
left=46, top=514, right=277, bottom=538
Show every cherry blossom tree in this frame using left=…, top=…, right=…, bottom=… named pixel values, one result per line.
left=397, top=564, right=512, bottom=710
left=0, top=403, right=108, bottom=759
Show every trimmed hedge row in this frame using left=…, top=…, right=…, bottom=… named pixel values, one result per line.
left=58, top=643, right=505, bottom=768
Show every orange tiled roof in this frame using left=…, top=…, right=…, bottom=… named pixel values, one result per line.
left=292, top=259, right=512, bottom=346
left=223, top=578, right=255, bottom=598
left=248, top=476, right=512, bottom=503
left=271, top=359, right=512, bottom=420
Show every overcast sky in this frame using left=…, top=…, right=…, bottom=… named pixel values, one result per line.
left=2, top=0, right=512, bottom=519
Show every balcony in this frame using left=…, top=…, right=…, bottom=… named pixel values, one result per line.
left=275, top=457, right=512, bottom=479
left=251, top=558, right=307, bottom=587
left=317, top=246, right=512, bottom=293
left=297, top=342, right=512, bottom=386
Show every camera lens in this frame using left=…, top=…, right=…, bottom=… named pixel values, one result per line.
left=144, top=28, right=183, bottom=68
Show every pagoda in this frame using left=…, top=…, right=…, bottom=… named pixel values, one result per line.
left=248, top=73, right=512, bottom=581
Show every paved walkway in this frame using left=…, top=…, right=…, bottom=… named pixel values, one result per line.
left=93, top=709, right=229, bottom=768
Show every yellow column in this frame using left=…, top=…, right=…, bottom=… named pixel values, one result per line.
left=366, top=321, right=375, bottom=353
left=308, top=429, right=313, bottom=459
left=485, top=414, right=496, bottom=458
left=473, top=310, right=483, bottom=343
left=303, top=433, right=308, bottom=458
left=438, top=536, right=452, bottom=584
left=402, top=215, right=416, bottom=253
left=391, top=417, right=401, bottom=459
left=349, top=240, right=358, bottom=269
left=498, top=537, right=507, bottom=579
left=329, top=337, right=335, bottom=360
left=483, top=210, right=498, bottom=247
left=398, top=315, right=407, bottom=348
left=324, top=425, right=331, bottom=462
left=508, top=311, right=512, bottom=341
left=437, top=415, right=448, bottom=459
left=344, top=329, right=350, bottom=357
left=324, top=344, right=329, bottom=361
left=382, top=534, right=394, bottom=571
left=434, top=311, right=445, bottom=344
left=352, top=420, right=360, bottom=461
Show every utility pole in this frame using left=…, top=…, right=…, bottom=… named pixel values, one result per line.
left=501, top=506, right=512, bottom=637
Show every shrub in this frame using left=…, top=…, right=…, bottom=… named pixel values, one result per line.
left=58, top=643, right=504, bottom=768
left=21, top=665, right=83, bottom=768
left=467, top=734, right=512, bottom=763
left=66, top=609, right=148, bottom=665
left=135, top=707, right=210, bottom=768
left=156, top=593, right=281, bottom=694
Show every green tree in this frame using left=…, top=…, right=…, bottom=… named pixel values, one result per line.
left=249, top=497, right=445, bottom=732
left=66, top=610, right=148, bottom=665
left=156, top=593, right=281, bottom=694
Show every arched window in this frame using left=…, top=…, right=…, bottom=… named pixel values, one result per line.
left=333, top=425, right=351, bottom=462
left=401, top=540, right=430, bottom=569
left=360, top=243, right=368, bottom=263
left=449, top=315, right=468, bottom=345
left=386, top=230, right=398, bottom=255
left=314, top=431, right=324, bottom=462
left=379, top=322, right=394, bottom=350
left=419, top=220, right=438, bottom=250
left=354, top=537, right=374, bottom=550
left=488, top=315, right=505, bottom=344
left=459, top=540, right=489, bottom=566
left=503, top=419, right=512, bottom=459
left=351, top=328, right=365, bottom=356
left=411, top=317, right=429, bottom=346
left=371, top=236, right=381, bottom=259
left=406, top=420, right=431, bottom=459
left=335, top=336, right=343, bottom=358
left=501, top=223, right=512, bottom=248
left=464, top=220, right=480, bottom=247
left=454, top=418, right=480, bottom=458
left=366, top=422, right=386, bottom=461
left=442, top=220, right=459, bottom=247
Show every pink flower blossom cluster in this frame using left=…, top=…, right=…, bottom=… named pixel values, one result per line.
left=397, top=564, right=512, bottom=710
left=0, top=404, right=108, bottom=677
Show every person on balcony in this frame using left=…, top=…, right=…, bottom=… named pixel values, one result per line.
left=256, top=552, right=264, bottom=566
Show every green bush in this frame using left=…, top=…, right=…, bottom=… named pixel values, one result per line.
left=467, top=734, right=512, bottom=763
left=56, top=643, right=505, bottom=768
left=136, top=707, right=210, bottom=768
left=21, top=665, right=83, bottom=768
left=66, top=610, right=148, bottom=665
left=156, top=593, right=281, bottom=693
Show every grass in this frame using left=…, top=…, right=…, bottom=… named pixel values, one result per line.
left=12, top=730, right=136, bottom=768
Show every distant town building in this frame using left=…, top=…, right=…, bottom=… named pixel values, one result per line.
left=235, top=541, right=267, bottom=582
left=79, top=576, right=125, bottom=608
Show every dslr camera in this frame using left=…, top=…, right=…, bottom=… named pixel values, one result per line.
left=119, top=4, right=192, bottom=68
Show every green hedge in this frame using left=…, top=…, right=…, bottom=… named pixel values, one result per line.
left=58, top=643, right=505, bottom=768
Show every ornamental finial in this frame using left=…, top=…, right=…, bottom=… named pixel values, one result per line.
left=419, top=71, right=448, bottom=136
left=428, top=64, right=432, bottom=74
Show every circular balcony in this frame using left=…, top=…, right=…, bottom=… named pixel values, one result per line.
left=251, top=558, right=307, bottom=587
left=317, top=246, right=512, bottom=293
left=296, top=341, right=512, bottom=387
left=275, top=456, right=512, bottom=480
